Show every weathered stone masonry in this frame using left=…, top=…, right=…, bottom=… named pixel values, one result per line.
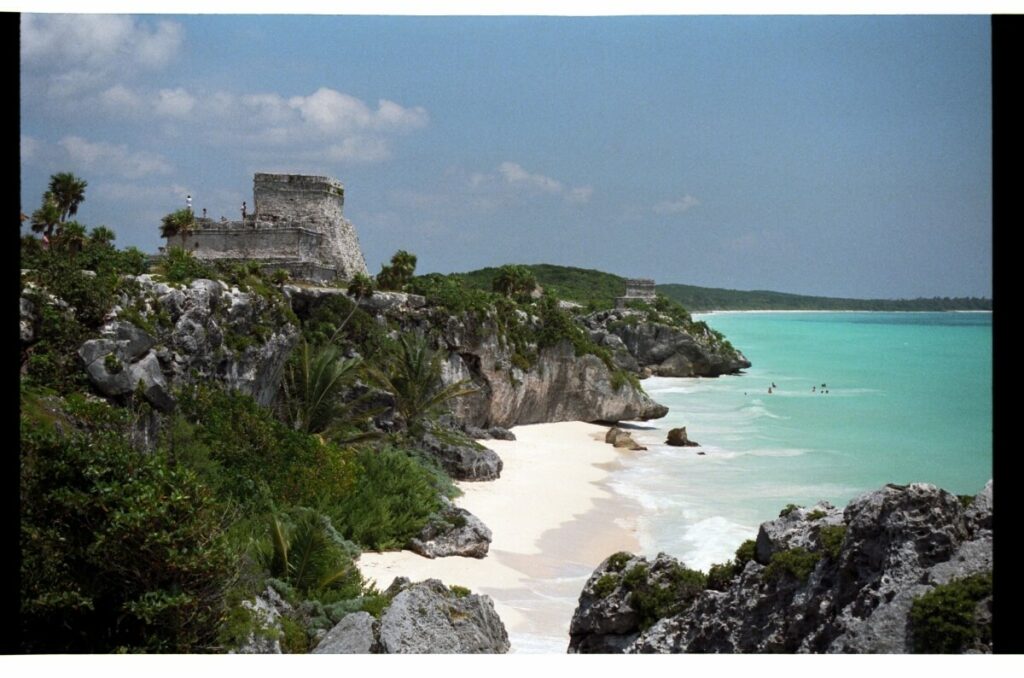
left=615, top=278, right=656, bottom=309
left=168, top=173, right=368, bottom=283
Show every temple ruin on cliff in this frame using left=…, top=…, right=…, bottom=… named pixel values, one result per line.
left=165, top=173, right=368, bottom=283
left=616, top=278, right=657, bottom=308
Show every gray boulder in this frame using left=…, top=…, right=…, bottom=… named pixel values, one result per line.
left=314, top=578, right=510, bottom=654
left=20, top=296, right=36, bottom=343
left=417, top=428, right=503, bottom=481
left=605, top=427, right=647, bottom=451
left=312, top=611, right=379, bottom=654
left=666, top=427, right=699, bottom=447
left=378, top=578, right=509, bottom=654
left=408, top=498, right=492, bottom=559
left=234, top=586, right=294, bottom=654
left=78, top=329, right=175, bottom=412
left=754, top=501, right=842, bottom=564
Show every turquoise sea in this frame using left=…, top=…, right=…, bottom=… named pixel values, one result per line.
left=612, top=311, right=993, bottom=571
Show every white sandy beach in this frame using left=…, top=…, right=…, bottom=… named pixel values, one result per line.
left=357, top=421, right=647, bottom=653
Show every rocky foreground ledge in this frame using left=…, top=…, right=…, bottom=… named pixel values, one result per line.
left=569, top=480, right=993, bottom=654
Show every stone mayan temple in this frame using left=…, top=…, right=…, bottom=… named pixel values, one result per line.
left=616, top=278, right=657, bottom=308
left=168, top=173, right=369, bottom=283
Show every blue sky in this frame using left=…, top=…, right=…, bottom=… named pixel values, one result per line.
left=20, top=14, right=991, bottom=298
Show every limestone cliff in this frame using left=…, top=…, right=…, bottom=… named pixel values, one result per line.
left=67, top=274, right=298, bottom=412
left=286, top=287, right=670, bottom=429
left=568, top=481, right=993, bottom=654
left=582, top=308, right=751, bottom=378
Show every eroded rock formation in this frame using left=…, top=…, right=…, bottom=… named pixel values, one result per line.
left=569, top=481, right=993, bottom=654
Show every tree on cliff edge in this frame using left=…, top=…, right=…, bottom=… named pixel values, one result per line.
left=48, top=172, right=88, bottom=223
left=377, top=249, right=418, bottom=291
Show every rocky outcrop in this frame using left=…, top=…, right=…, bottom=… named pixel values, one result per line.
left=407, top=497, right=492, bottom=559
left=415, top=428, right=504, bottom=481
left=442, top=338, right=669, bottom=429
left=233, top=586, right=295, bottom=654
left=76, top=275, right=298, bottom=411
left=313, top=578, right=510, bottom=654
left=568, top=481, right=993, bottom=654
left=463, top=425, right=516, bottom=441
left=581, top=309, right=750, bottom=377
left=605, top=427, right=647, bottom=451
left=312, top=611, right=379, bottom=654
left=666, top=427, right=699, bottom=447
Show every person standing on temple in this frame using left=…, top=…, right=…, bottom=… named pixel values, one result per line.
left=241, top=201, right=247, bottom=221
left=186, top=194, right=193, bottom=214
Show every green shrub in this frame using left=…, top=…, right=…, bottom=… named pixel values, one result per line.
left=818, top=525, right=847, bottom=560
left=735, top=539, right=757, bottom=567
left=449, top=585, right=471, bottom=598
left=359, top=590, right=396, bottom=619
left=806, top=509, right=827, bottom=521
left=779, top=504, right=802, bottom=517
left=278, top=615, right=309, bottom=654
left=909, top=572, right=992, bottom=653
left=492, top=264, right=538, bottom=301
left=262, top=510, right=363, bottom=603
left=706, top=561, right=738, bottom=591
left=155, top=246, right=215, bottom=284
left=764, top=547, right=821, bottom=584
left=329, top=447, right=444, bottom=551
left=170, top=386, right=359, bottom=509
left=624, top=562, right=707, bottom=630
left=593, top=574, right=620, bottom=598
left=20, top=392, right=239, bottom=652
left=607, top=551, right=633, bottom=572
left=957, top=494, right=975, bottom=509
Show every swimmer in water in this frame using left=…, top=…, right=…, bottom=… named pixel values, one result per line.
left=768, top=387, right=773, bottom=394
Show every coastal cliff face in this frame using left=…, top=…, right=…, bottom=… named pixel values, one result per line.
left=568, top=481, right=993, bottom=654
left=582, top=309, right=750, bottom=377
left=287, top=287, right=670, bottom=429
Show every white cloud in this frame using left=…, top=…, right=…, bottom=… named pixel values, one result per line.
left=475, top=162, right=593, bottom=205
left=498, top=161, right=563, bottom=193
left=154, top=88, right=197, bottom=117
left=324, top=137, right=392, bottom=163
left=653, top=195, right=700, bottom=214
left=287, top=88, right=429, bottom=135
left=59, top=136, right=173, bottom=179
left=100, top=84, right=146, bottom=113
left=21, top=15, right=183, bottom=76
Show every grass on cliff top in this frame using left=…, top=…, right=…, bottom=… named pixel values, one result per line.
left=453, top=264, right=626, bottom=309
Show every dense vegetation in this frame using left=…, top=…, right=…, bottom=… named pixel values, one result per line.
left=909, top=572, right=992, bottom=653
left=452, top=263, right=991, bottom=312
left=657, top=283, right=991, bottom=312
left=18, top=173, right=477, bottom=653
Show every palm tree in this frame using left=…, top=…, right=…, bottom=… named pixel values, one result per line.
left=377, top=249, right=418, bottom=291
left=89, top=226, right=116, bottom=247
left=30, top=193, right=62, bottom=240
left=347, top=272, right=375, bottom=300
left=160, top=208, right=196, bottom=248
left=58, top=221, right=87, bottom=254
left=492, top=264, right=539, bottom=300
left=281, top=339, right=363, bottom=435
left=264, top=510, right=358, bottom=597
left=366, top=333, right=476, bottom=433
left=47, top=172, right=88, bottom=223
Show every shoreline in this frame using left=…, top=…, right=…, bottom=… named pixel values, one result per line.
left=356, top=421, right=644, bottom=653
